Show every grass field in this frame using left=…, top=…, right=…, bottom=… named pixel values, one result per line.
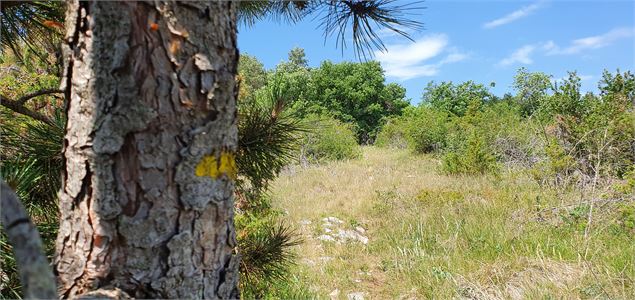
left=269, top=147, right=635, bottom=299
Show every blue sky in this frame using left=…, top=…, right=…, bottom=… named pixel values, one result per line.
left=238, top=0, right=635, bottom=104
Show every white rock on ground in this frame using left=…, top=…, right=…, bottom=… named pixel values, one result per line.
left=323, top=216, right=344, bottom=224
left=318, top=234, right=336, bottom=242
left=299, top=219, right=312, bottom=225
left=355, top=226, right=366, bottom=234
left=301, top=258, right=316, bottom=266
left=347, top=292, right=365, bottom=300
left=335, top=229, right=369, bottom=244
left=329, top=289, right=340, bottom=299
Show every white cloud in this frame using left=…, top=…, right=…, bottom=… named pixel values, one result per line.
left=498, top=45, right=536, bottom=66
left=375, top=34, right=448, bottom=66
left=546, top=27, right=634, bottom=55
left=384, top=65, right=440, bottom=79
left=497, top=27, right=633, bottom=67
left=483, top=2, right=543, bottom=29
left=375, top=34, right=468, bottom=80
left=541, top=40, right=557, bottom=52
left=579, top=74, right=594, bottom=81
left=439, top=49, right=469, bottom=64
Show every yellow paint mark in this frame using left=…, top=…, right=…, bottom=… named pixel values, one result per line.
left=218, top=152, right=238, bottom=180
left=195, top=155, right=219, bottom=178
left=194, top=151, right=237, bottom=180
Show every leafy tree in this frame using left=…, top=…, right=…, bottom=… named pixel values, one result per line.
left=598, top=69, right=635, bottom=107
left=238, top=54, right=268, bottom=102
left=512, top=67, right=552, bottom=116
left=422, top=80, right=494, bottom=117
left=541, top=71, right=585, bottom=118
left=304, top=60, right=408, bottom=143
left=287, top=47, right=308, bottom=69
left=268, top=48, right=313, bottom=113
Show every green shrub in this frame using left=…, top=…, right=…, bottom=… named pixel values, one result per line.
left=532, top=70, right=635, bottom=183
left=298, top=114, right=361, bottom=163
left=561, top=204, right=591, bottom=231
left=530, top=138, right=578, bottom=187
left=374, top=116, right=410, bottom=149
left=422, top=80, right=494, bottom=117
left=442, top=130, right=498, bottom=175
left=408, top=107, right=448, bottom=154
left=375, top=106, right=448, bottom=153
left=616, top=202, right=635, bottom=232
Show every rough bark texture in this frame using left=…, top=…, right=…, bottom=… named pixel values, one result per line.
left=55, top=1, right=240, bottom=298
left=0, top=181, right=57, bottom=299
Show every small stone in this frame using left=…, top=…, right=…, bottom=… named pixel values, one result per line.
left=334, top=229, right=368, bottom=244
left=318, top=235, right=336, bottom=242
left=355, top=226, right=366, bottom=234
left=329, top=289, right=340, bottom=299
left=301, top=258, right=316, bottom=266
left=319, top=256, right=333, bottom=262
left=354, top=278, right=362, bottom=283
left=300, top=219, right=312, bottom=225
left=323, top=216, right=344, bottom=224
left=347, top=292, right=365, bottom=300
left=324, top=227, right=333, bottom=233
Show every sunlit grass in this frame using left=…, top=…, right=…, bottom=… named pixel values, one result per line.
left=270, top=146, right=634, bottom=299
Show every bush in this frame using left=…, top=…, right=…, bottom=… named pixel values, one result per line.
left=298, top=114, right=361, bottom=163
left=374, top=116, right=410, bottom=149
left=532, top=70, right=635, bottom=185
left=409, top=107, right=449, bottom=153
left=375, top=106, right=448, bottom=153
left=442, top=130, right=498, bottom=175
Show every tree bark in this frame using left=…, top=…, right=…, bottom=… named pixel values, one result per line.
left=55, top=1, right=240, bottom=298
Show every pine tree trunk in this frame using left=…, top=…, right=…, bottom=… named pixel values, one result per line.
left=55, top=1, right=239, bottom=298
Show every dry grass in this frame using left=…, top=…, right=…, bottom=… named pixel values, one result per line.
left=270, top=147, right=635, bottom=299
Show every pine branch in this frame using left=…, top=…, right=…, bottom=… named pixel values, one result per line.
left=16, top=88, right=63, bottom=105
left=238, top=0, right=424, bottom=59
left=0, top=91, right=58, bottom=125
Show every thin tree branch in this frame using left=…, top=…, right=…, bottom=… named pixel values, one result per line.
left=0, top=93, right=55, bottom=125
left=16, top=88, right=63, bottom=105
left=0, top=180, right=57, bottom=299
